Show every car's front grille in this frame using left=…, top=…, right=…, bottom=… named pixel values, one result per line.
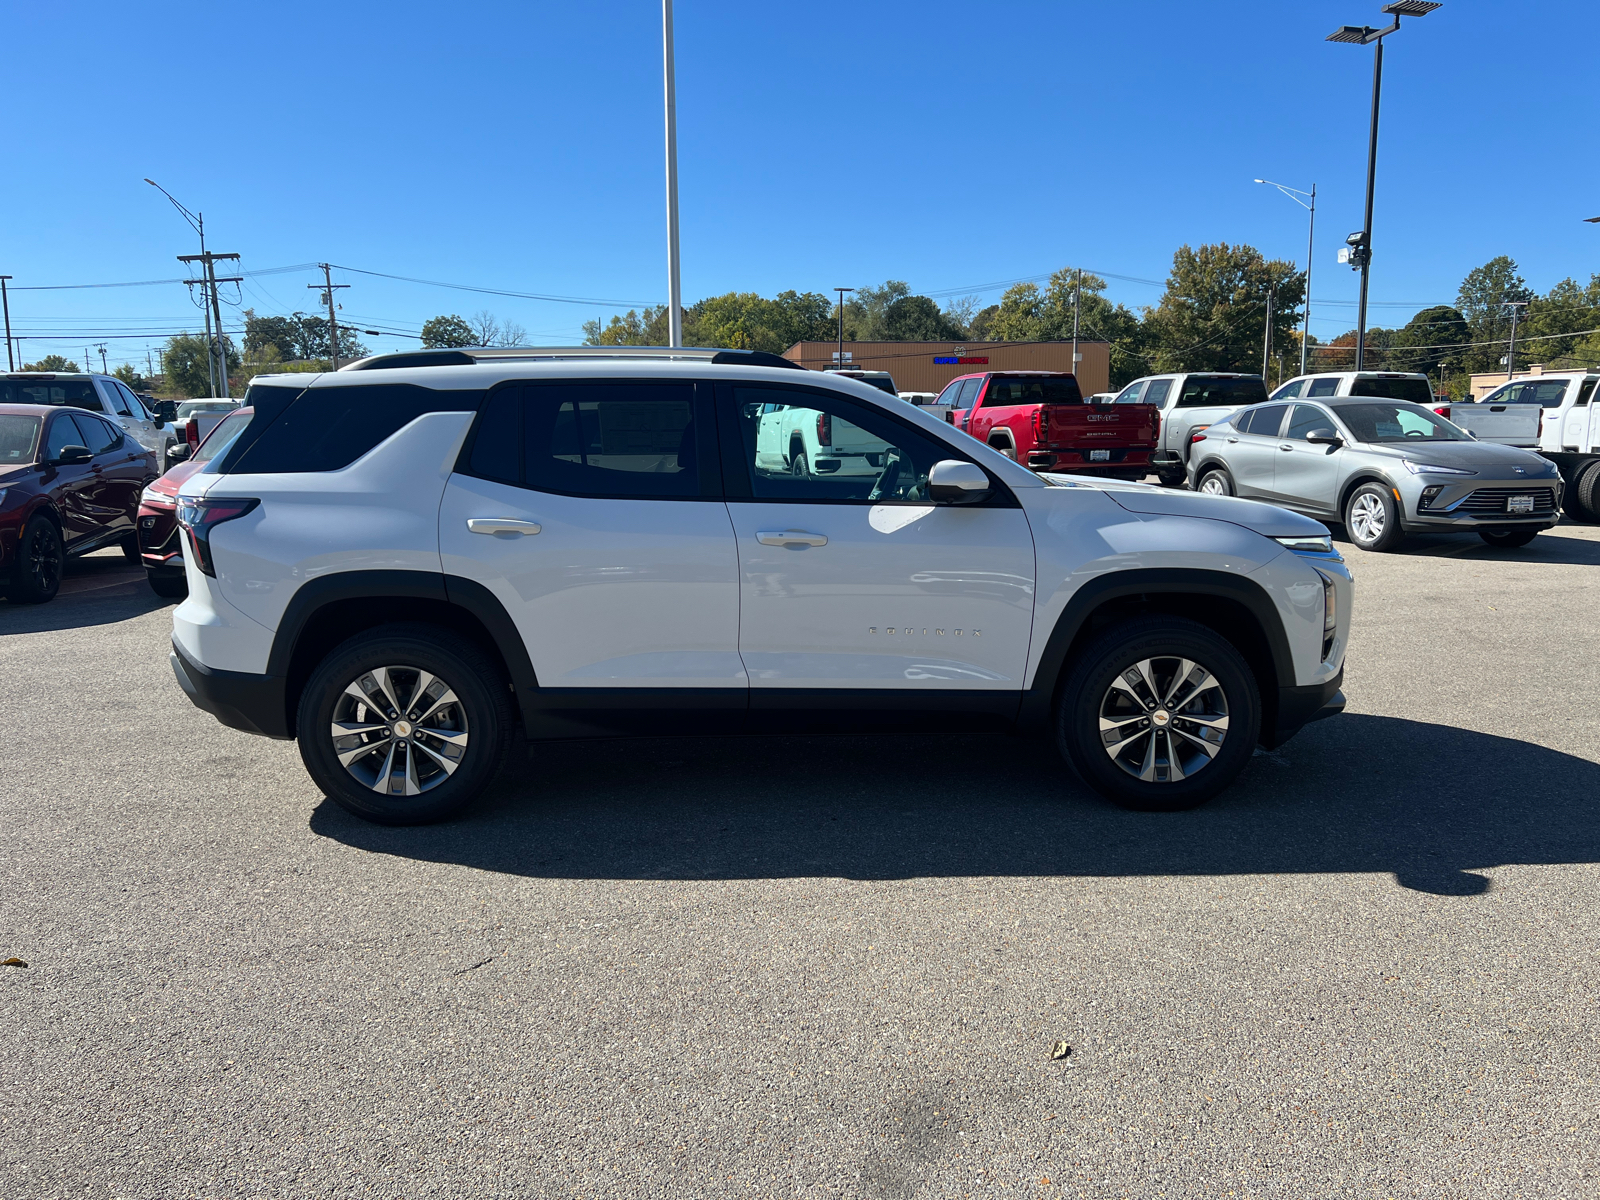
left=1453, top=486, right=1557, bottom=516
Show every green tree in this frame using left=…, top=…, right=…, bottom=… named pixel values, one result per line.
left=244, top=309, right=301, bottom=360
left=881, top=295, right=962, bottom=341
left=22, top=354, right=80, bottom=372
left=1142, top=243, right=1304, bottom=375
left=1523, top=274, right=1600, bottom=369
left=583, top=305, right=674, bottom=346
left=988, top=270, right=1146, bottom=386
left=764, top=291, right=836, bottom=349
left=112, top=363, right=149, bottom=391
left=1387, top=306, right=1470, bottom=377
left=162, top=332, right=240, bottom=398
left=1455, top=256, right=1533, bottom=374
left=844, top=280, right=912, bottom=340
left=420, top=314, right=478, bottom=348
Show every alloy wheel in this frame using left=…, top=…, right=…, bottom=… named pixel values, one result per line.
left=1198, top=473, right=1229, bottom=496
left=26, top=524, right=62, bottom=593
left=329, top=665, right=469, bottom=797
left=1348, top=492, right=1386, bottom=542
left=1098, top=655, right=1229, bottom=783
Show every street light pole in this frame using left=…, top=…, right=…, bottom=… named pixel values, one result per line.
left=0, top=275, right=13, bottom=370
left=1254, top=179, right=1316, bottom=375
left=834, top=287, right=854, bottom=371
left=1327, top=2, right=1442, bottom=372
left=662, top=0, right=683, bottom=348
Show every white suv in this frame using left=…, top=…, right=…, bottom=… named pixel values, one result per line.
left=0, top=372, right=168, bottom=454
left=168, top=347, right=1351, bottom=824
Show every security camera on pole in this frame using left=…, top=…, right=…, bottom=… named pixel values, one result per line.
left=1326, top=2, right=1443, bottom=371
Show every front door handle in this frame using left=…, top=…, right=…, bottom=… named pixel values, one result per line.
left=1279, top=443, right=1294, bottom=451
left=467, top=518, right=542, bottom=536
left=757, top=529, right=827, bottom=547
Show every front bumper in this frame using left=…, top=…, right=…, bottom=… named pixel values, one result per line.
left=1268, top=669, right=1345, bottom=749
left=1405, top=479, right=1561, bottom=530
left=170, top=637, right=291, bottom=739
left=1027, top=448, right=1154, bottom=473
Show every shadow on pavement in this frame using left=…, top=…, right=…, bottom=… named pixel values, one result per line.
left=309, top=714, right=1600, bottom=896
left=0, top=574, right=171, bottom=634
left=1326, top=518, right=1600, bottom=565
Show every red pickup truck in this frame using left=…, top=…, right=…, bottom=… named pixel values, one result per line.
left=937, top=371, right=1158, bottom=479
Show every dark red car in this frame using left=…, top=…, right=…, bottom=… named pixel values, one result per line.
left=0, top=404, right=158, bottom=603
left=138, top=405, right=253, bottom=598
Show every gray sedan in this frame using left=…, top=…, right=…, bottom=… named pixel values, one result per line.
left=1185, top=397, right=1562, bottom=551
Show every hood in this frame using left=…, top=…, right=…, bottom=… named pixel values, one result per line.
left=1361, top=441, right=1551, bottom=470
left=0, top=463, right=34, bottom=487
left=1039, top=472, right=1329, bottom=539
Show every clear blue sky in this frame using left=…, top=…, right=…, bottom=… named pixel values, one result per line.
left=4, top=0, right=1596, bottom=373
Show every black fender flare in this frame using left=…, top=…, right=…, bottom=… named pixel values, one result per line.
left=1017, top=567, right=1295, bottom=733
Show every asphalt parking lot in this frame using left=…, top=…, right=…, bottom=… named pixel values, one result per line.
left=4, top=527, right=1600, bottom=1199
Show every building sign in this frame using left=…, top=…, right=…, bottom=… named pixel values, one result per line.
left=832, top=351, right=853, bottom=363
left=933, top=356, right=989, bottom=365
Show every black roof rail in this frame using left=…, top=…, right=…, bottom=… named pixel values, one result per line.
left=344, top=349, right=478, bottom=370
left=340, top=346, right=809, bottom=372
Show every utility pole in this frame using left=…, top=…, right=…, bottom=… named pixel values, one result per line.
left=97, top=344, right=109, bottom=374
left=179, top=250, right=241, bottom=396
left=1071, top=268, right=1082, bottom=381
left=146, top=348, right=154, bottom=379
left=0, top=275, right=12, bottom=370
left=311, top=264, right=349, bottom=370
left=662, top=0, right=683, bottom=348
left=1503, top=300, right=1528, bottom=383
left=833, top=288, right=855, bottom=371
left=1262, top=280, right=1276, bottom=380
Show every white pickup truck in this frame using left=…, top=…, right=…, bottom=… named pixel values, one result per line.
left=1116, top=373, right=1271, bottom=486
left=1440, top=371, right=1600, bottom=519
left=753, top=396, right=893, bottom=478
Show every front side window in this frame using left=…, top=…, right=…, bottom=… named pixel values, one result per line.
left=462, top=382, right=713, bottom=499
left=44, top=415, right=83, bottom=459
left=70, top=413, right=120, bottom=454
left=1271, top=380, right=1305, bottom=401
left=982, top=375, right=1083, bottom=407
left=1335, top=402, right=1468, bottom=443
left=731, top=386, right=969, bottom=504
left=0, top=415, right=41, bottom=463
left=1142, top=379, right=1172, bottom=406
left=103, top=380, right=134, bottom=417
left=1286, top=404, right=1334, bottom=440
left=933, top=379, right=964, bottom=406
left=1305, top=377, right=1340, bottom=398
left=1176, top=376, right=1269, bottom=408
left=1349, top=376, right=1433, bottom=405
left=1113, top=381, right=1146, bottom=404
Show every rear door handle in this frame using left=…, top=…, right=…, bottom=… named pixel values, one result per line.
left=757, top=529, right=827, bottom=547
left=1279, top=443, right=1294, bottom=451
left=467, top=518, right=542, bottom=536
left=1226, top=436, right=1239, bottom=443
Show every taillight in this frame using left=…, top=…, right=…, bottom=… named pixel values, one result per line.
left=816, top=412, right=831, bottom=446
left=1190, top=429, right=1209, bottom=444
left=176, top=496, right=259, bottom=577
left=185, top=418, right=199, bottom=444
left=1432, top=404, right=1451, bottom=419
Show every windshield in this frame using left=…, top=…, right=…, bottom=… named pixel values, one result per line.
left=0, top=415, right=42, bottom=463
left=194, top=410, right=252, bottom=465
left=0, top=379, right=99, bottom=410
left=1335, top=401, right=1469, bottom=443
left=984, top=376, right=1083, bottom=406
left=1176, top=376, right=1268, bottom=408
left=1349, top=376, right=1433, bottom=405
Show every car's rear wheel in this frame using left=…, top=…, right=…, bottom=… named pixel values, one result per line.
left=121, top=533, right=141, bottom=562
left=1055, top=617, right=1260, bottom=812
left=1344, top=482, right=1406, bottom=552
left=297, top=624, right=511, bottom=825
left=790, top=450, right=809, bottom=477
left=1196, top=467, right=1234, bottom=497
left=146, top=569, right=187, bottom=599
left=1573, top=460, right=1600, bottom=522
left=1478, top=528, right=1539, bottom=549
left=7, top=516, right=63, bottom=604
left=1156, top=469, right=1186, bottom=488
left=989, top=439, right=1017, bottom=461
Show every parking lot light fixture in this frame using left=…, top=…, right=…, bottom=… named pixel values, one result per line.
left=1585, top=216, right=1600, bottom=223
left=1256, top=179, right=1316, bottom=376
left=1326, top=1, right=1442, bottom=370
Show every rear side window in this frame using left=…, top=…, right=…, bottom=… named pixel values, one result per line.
left=1577, top=379, right=1596, bottom=407
left=1176, top=376, right=1268, bottom=408
left=953, top=378, right=982, bottom=409
left=1350, top=376, right=1432, bottom=405
left=1242, top=404, right=1289, bottom=437
left=462, top=382, right=716, bottom=499
left=1502, top=380, right=1569, bottom=408
left=982, top=375, right=1083, bottom=406
left=1305, top=377, right=1340, bottom=398
left=226, top=384, right=483, bottom=474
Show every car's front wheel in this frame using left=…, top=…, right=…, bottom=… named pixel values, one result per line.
left=7, top=516, right=63, bottom=604
left=1344, top=482, right=1406, bottom=552
left=1056, top=617, right=1261, bottom=812
left=297, top=624, right=512, bottom=825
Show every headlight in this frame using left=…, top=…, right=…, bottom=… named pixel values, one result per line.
left=140, top=484, right=173, bottom=507
left=1402, top=459, right=1476, bottom=476
left=1275, top=534, right=1334, bottom=555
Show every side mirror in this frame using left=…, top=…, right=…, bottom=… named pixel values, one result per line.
left=928, top=459, right=991, bottom=503
left=1305, top=429, right=1343, bottom=447
left=155, top=400, right=178, bottom=422
left=55, top=445, right=93, bottom=465
left=165, top=442, right=193, bottom=464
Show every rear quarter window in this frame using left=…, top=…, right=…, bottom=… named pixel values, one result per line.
left=1349, top=376, right=1433, bottom=405
left=1176, top=376, right=1269, bottom=408
left=222, top=383, right=484, bottom=474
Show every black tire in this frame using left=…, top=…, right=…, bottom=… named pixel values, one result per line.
left=147, top=569, right=187, bottom=599
left=790, top=450, right=809, bottom=477
left=1343, top=482, right=1406, bottom=552
left=1056, top=616, right=1261, bottom=812
left=1156, top=469, right=1186, bottom=488
left=989, top=439, right=1017, bottom=461
left=1478, top=528, right=1538, bottom=549
left=121, top=533, right=141, bottom=562
left=1196, top=466, right=1234, bottom=497
left=7, top=515, right=63, bottom=604
left=297, top=623, right=512, bottom=825
left=1573, top=460, right=1600, bottom=522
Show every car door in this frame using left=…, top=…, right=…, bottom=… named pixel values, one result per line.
left=1228, top=403, right=1289, bottom=497
left=438, top=378, right=744, bottom=697
left=97, top=379, right=145, bottom=450
left=1271, top=403, right=1344, bottom=514
left=40, top=413, right=98, bottom=547
left=718, top=382, right=1036, bottom=710
left=1568, top=379, right=1599, bottom=450
left=76, top=413, right=147, bottom=534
